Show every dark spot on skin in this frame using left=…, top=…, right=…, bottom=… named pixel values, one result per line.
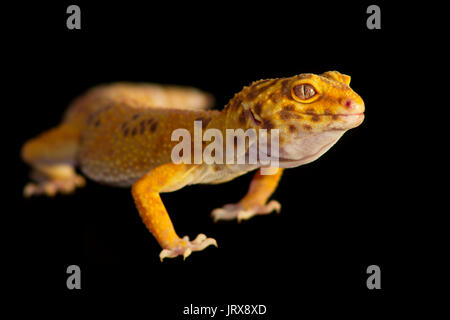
left=281, top=79, right=293, bottom=100
left=289, top=125, right=297, bottom=133
left=332, top=114, right=339, bottom=120
left=278, top=110, right=303, bottom=120
left=131, top=127, right=138, bottom=136
left=87, top=114, right=94, bottom=125
left=302, top=124, right=312, bottom=131
left=147, top=119, right=154, bottom=126
left=324, top=109, right=332, bottom=115
left=94, top=119, right=101, bottom=127
left=284, top=104, right=295, bottom=111
left=229, top=96, right=242, bottom=110
left=238, top=110, right=248, bottom=125
left=305, top=108, right=317, bottom=115
left=121, top=122, right=128, bottom=130
left=278, top=110, right=291, bottom=120
left=123, top=128, right=129, bottom=136
left=262, top=119, right=275, bottom=130
left=195, top=117, right=212, bottom=129
left=247, top=79, right=277, bottom=100
left=132, top=114, right=140, bottom=120
left=311, top=114, right=320, bottom=122
left=140, top=121, right=146, bottom=134
left=254, top=102, right=263, bottom=116
left=269, top=91, right=282, bottom=103
left=87, top=104, right=112, bottom=125
left=149, top=120, right=158, bottom=133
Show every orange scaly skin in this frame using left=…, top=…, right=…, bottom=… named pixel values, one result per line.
left=21, top=71, right=365, bottom=260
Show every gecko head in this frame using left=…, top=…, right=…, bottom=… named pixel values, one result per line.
left=227, top=71, right=365, bottom=167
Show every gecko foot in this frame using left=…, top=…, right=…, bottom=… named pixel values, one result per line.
left=23, top=174, right=86, bottom=197
left=211, top=200, right=281, bottom=223
left=159, top=234, right=217, bottom=261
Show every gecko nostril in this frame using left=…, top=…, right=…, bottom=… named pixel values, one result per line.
left=343, top=99, right=354, bottom=109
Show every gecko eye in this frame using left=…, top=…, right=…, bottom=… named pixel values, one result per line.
left=292, top=84, right=317, bottom=101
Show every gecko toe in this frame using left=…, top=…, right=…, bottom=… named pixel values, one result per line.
left=23, top=174, right=86, bottom=197
left=159, top=234, right=217, bottom=261
left=211, top=200, right=281, bottom=222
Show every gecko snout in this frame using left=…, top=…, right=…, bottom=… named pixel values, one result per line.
left=341, top=97, right=365, bottom=115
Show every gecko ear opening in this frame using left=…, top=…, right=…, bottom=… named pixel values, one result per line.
left=321, top=71, right=351, bottom=86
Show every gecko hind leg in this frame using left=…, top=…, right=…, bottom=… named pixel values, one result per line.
left=212, top=168, right=283, bottom=222
left=21, top=124, right=85, bottom=197
left=23, top=164, right=85, bottom=197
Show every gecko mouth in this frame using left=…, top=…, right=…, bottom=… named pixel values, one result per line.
left=299, top=112, right=364, bottom=117
left=294, top=112, right=365, bottom=129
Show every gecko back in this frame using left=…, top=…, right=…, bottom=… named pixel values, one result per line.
left=21, top=83, right=214, bottom=196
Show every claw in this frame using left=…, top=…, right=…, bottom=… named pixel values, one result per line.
left=159, top=233, right=217, bottom=261
left=159, top=249, right=177, bottom=261
left=183, top=248, right=192, bottom=260
left=212, top=200, right=281, bottom=222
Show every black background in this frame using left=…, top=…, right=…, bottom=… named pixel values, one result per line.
left=8, top=0, right=445, bottom=317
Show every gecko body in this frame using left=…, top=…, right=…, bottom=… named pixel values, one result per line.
left=22, top=71, right=364, bottom=260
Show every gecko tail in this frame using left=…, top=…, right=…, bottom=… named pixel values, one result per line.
left=21, top=123, right=85, bottom=197
left=21, top=123, right=80, bottom=166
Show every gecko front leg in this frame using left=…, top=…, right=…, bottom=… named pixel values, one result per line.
left=212, top=168, right=283, bottom=222
left=132, top=163, right=217, bottom=261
